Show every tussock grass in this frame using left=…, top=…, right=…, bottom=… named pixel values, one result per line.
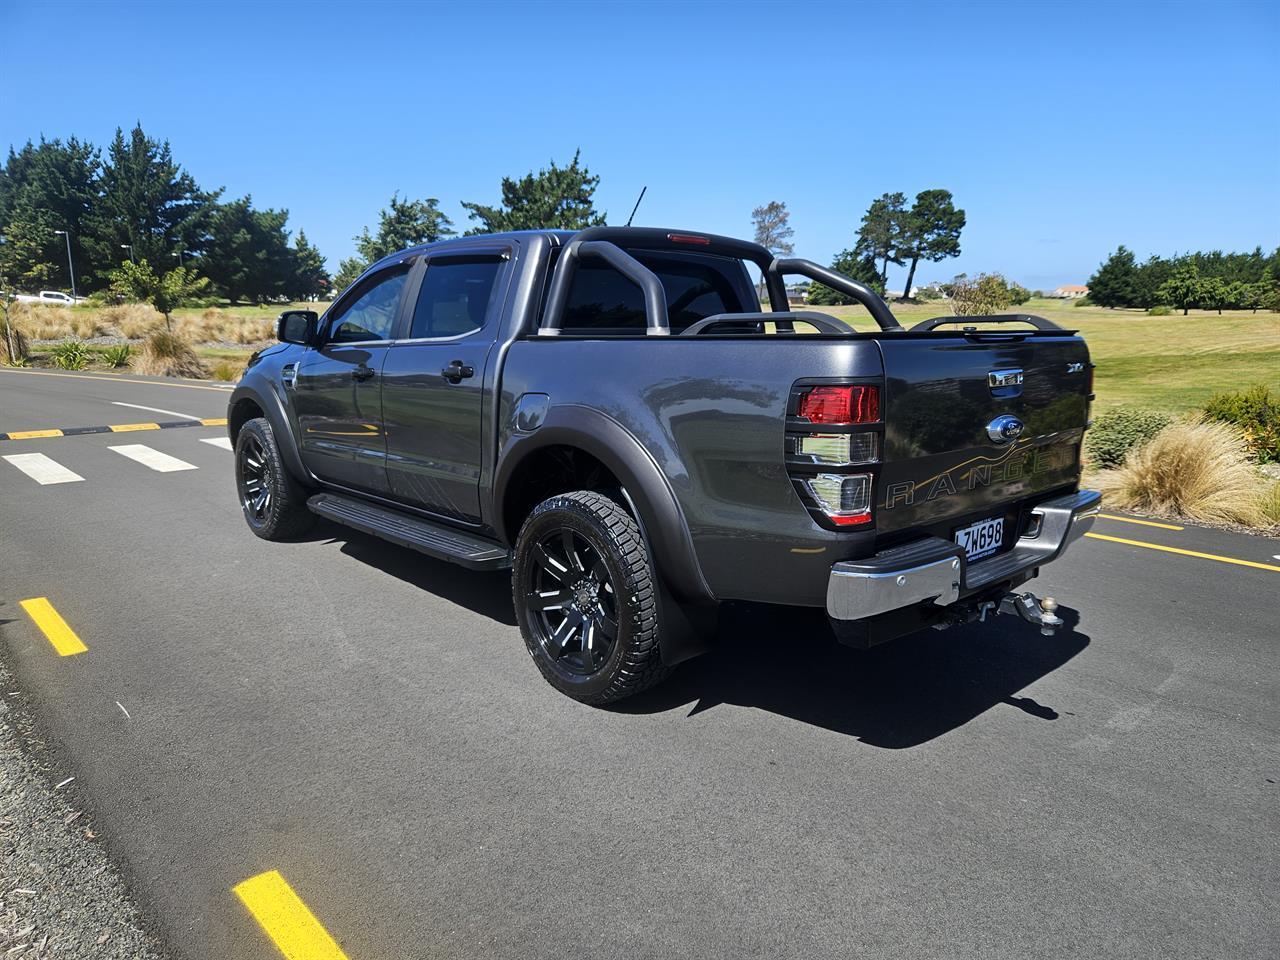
left=210, top=358, right=246, bottom=382
left=12, top=303, right=74, bottom=340
left=133, top=331, right=206, bottom=379
left=1097, top=420, right=1265, bottom=526
left=1, top=323, right=30, bottom=364
left=1259, top=482, right=1280, bottom=528
left=100, top=304, right=165, bottom=339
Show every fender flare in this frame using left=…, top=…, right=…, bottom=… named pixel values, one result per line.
left=228, top=380, right=310, bottom=484
left=492, top=404, right=715, bottom=607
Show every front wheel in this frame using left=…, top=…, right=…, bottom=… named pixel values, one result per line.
left=512, top=491, right=670, bottom=704
left=234, top=417, right=315, bottom=540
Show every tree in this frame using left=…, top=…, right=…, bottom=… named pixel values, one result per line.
left=0, top=138, right=101, bottom=291
left=355, top=193, right=454, bottom=263
left=87, top=124, right=219, bottom=284
left=109, top=258, right=209, bottom=330
left=1008, top=281, right=1032, bottom=305
left=1158, top=261, right=1201, bottom=315
left=1088, top=245, right=1139, bottom=308
left=947, top=273, right=1013, bottom=315
left=332, top=257, right=366, bottom=296
left=289, top=230, right=329, bottom=301
left=201, top=196, right=293, bottom=303
left=853, top=192, right=907, bottom=291
left=1198, top=275, right=1228, bottom=314
left=462, top=150, right=605, bottom=233
left=806, top=248, right=885, bottom=305
left=751, top=200, right=794, bottom=296
left=1132, top=254, right=1173, bottom=309
left=896, top=189, right=964, bottom=301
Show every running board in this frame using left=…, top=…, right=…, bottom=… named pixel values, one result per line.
left=307, top=493, right=511, bottom=571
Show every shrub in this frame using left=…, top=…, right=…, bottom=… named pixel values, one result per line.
left=1073, top=296, right=1094, bottom=307
left=102, top=343, right=132, bottom=368
left=210, top=358, right=246, bottom=382
left=1203, top=385, right=1280, bottom=463
left=1097, top=420, right=1264, bottom=526
left=1146, top=305, right=1173, bottom=316
left=1, top=323, right=30, bottom=365
left=1085, top=408, right=1174, bottom=467
left=51, top=339, right=92, bottom=370
left=133, top=331, right=206, bottom=379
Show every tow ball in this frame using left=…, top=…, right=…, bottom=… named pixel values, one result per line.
left=976, top=592, right=1064, bottom=636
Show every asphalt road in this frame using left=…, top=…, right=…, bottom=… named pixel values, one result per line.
left=1, top=367, right=1277, bottom=960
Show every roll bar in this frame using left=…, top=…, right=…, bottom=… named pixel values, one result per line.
left=679, top=312, right=853, bottom=336
left=911, top=314, right=1064, bottom=332
left=768, top=258, right=903, bottom=332
left=539, top=239, right=670, bottom=336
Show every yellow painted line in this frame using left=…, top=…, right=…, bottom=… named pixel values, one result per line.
left=234, top=871, right=349, bottom=960
left=19, top=598, right=88, bottom=656
left=108, top=422, right=160, bottom=432
left=0, top=367, right=233, bottom=392
left=201, top=417, right=228, bottom=427
left=1085, top=532, right=1280, bottom=573
left=1097, top=513, right=1184, bottom=531
left=790, top=546, right=827, bottom=554
left=6, top=429, right=64, bottom=440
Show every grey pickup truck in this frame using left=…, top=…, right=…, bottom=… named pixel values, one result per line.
left=228, top=226, right=1100, bottom=704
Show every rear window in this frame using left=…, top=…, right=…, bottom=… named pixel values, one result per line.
left=560, top=251, right=751, bottom=333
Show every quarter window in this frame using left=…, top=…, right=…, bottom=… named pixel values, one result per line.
left=409, top=258, right=504, bottom=339
left=329, top=266, right=409, bottom=343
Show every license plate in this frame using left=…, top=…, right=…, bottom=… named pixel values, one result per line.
left=955, top=516, right=1004, bottom=561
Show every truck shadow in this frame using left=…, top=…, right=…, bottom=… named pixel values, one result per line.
left=620, top=602, right=1089, bottom=748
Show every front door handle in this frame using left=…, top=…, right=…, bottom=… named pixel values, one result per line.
left=351, top=365, right=375, bottom=382
left=441, top=360, right=475, bottom=384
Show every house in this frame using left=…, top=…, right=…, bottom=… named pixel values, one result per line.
left=1050, top=285, right=1090, bottom=299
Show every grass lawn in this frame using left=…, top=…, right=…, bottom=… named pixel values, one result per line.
left=816, top=298, right=1280, bottom=415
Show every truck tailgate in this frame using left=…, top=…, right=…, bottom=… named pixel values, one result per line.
left=877, top=333, right=1090, bottom=533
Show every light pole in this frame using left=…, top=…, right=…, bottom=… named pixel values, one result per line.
left=172, top=249, right=184, bottom=269
left=54, top=229, right=78, bottom=301
left=121, top=243, right=135, bottom=263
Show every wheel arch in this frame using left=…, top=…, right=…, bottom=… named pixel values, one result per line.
left=228, top=382, right=309, bottom=483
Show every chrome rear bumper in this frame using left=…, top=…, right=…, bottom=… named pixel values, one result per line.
left=826, top=489, right=1101, bottom=621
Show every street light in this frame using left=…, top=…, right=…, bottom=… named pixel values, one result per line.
left=172, top=249, right=184, bottom=269
left=121, top=243, right=135, bottom=263
left=54, top=229, right=78, bottom=302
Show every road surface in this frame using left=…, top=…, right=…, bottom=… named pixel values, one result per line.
left=1, top=367, right=1277, bottom=960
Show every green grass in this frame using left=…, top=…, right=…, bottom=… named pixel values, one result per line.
left=819, top=298, right=1280, bottom=416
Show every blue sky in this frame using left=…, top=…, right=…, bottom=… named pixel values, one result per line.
left=2, top=0, right=1277, bottom=289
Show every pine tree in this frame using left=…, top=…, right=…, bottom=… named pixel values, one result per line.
left=462, top=150, right=605, bottom=234
left=1088, top=246, right=1139, bottom=308
left=853, top=193, right=907, bottom=290
left=897, top=189, right=965, bottom=301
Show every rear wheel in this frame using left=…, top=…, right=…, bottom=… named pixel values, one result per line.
left=234, top=417, right=314, bottom=540
left=513, top=491, right=669, bottom=704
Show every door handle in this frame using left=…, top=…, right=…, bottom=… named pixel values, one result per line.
left=441, top=361, right=475, bottom=384
left=351, top=365, right=375, bottom=382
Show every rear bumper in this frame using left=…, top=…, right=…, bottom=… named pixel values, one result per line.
left=826, top=489, right=1101, bottom=620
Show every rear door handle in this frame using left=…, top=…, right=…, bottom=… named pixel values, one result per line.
left=351, top=365, right=375, bottom=382
left=441, top=361, right=475, bottom=384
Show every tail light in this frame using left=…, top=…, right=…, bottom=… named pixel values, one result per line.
left=797, top=385, right=879, bottom=424
left=787, top=382, right=883, bottom=530
left=804, top=473, right=873, bottom=525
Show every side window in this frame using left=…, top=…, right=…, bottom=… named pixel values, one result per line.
left=328, top=266, right=409, bottom=343
left=409, top=258, right=503, bottom=339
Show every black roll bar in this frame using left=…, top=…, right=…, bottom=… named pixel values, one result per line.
left=679, top=312, right=853, bottom=336
left=767, top=258, right=903, bottom=332
left=539, top=239, right=670, bottom=336
left=911, top=314, right=1064, bottom=332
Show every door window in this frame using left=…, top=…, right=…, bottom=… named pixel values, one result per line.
left=409, top=257, right=504, bottom=339
left=328, top=266, right=410, bottom=343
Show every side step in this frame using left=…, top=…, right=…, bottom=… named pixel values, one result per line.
left=307, top=493, right=511, bottom=571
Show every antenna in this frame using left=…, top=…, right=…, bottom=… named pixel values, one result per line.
left=625, top=186, right=647, bottom=227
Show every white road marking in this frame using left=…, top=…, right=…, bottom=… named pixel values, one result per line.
left=2, top=453, right=85, bottom=485
left=111, top=401, right=200, bottom=420
left=200, top=437, right=234, bottom=451
left=109, top=444, right=198, bottom=473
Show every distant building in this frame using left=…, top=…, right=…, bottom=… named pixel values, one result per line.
left=1050, top=285, right=1090, bottom=299
left=785, top=285, right=809, bottom=306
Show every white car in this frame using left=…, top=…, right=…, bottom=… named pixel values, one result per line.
left=15, top=290, right=79, bottom=306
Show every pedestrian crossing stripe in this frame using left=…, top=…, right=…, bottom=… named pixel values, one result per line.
left=0, top=418, right=227, bottom=442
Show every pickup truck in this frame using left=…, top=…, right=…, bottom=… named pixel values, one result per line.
left=15, top=290, right=78, bottom=306
left=227, top=226, right=1100, bottom=704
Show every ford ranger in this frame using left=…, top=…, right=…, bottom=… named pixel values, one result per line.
left=227, top=227, right=1100, bottom=704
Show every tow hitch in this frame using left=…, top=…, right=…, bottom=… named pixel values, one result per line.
left=936, top=591, right=1065, bottom=636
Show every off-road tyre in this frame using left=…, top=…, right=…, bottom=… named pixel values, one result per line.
left=513, top=490, right=670, bottom=704
left=234, top=417, right=315, bottom=541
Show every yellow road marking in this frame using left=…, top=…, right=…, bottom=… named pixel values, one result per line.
left=201, top=417, right=228, bottom=426
left=0, top=368, right=233, bottom=392
left=108, top=422, right=160, bottom=432
left=234, top=871, right=349, bottom=960
left=6, top=429, right=64, bottom=440
left=1085, top=532, right=1280, bottom=572
left=19, top=598, right=88, bottom=656
left=1097, top=513, right=1184, bottom=531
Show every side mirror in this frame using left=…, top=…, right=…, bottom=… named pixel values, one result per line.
left=277, top=310, right=319, bottom=345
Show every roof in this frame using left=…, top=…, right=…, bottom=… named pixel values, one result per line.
left=1055, top=284, right=1090, bottom=292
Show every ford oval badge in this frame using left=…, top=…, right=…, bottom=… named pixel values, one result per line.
left=986, top=415, right=1024, bottom=444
